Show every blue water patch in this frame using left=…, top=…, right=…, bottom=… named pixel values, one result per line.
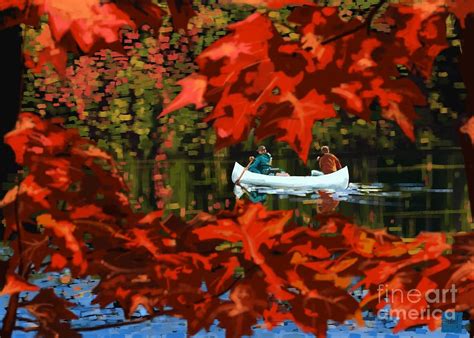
left=442, top=312, right=464, bottom=334
left=2, top=273, right=471, bottom=338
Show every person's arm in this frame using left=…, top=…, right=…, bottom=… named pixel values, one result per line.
left=248, top=156, right=261, bottom=173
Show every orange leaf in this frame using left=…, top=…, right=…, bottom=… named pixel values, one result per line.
left=0, top=274, right=39, bottom=295
left=0, top=0, right=26, bottom=11
left=220, top=0, right=314, bottom=9
left=257, top=89, right=336, bottom=163
left=50, top=253, right=68, bottom=270
left=460, top=116, right=474, bottom=144
left=36, top=214, right=87, bottom=274
left=161, top=74, right=208, bottom=116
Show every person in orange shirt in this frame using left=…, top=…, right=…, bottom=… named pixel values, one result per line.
left=311, top=146, right=342, bottom=176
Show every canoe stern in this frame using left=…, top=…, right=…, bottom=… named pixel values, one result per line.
left=231, top=162, right=245, bottom=183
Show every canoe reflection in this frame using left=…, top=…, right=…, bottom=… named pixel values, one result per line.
left=316, top=190, right=340, bottom=214
left=235, top=185, right=339, bottom=213
left=247, top=190, right=268, bottom=203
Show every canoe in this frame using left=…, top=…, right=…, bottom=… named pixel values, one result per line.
left=231, top=162, right=350, bottom=191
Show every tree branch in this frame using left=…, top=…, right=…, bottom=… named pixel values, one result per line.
left=14, top=311, right=163, bottom=333
left=322, top=0, right=388, bottom=45
left=99, top=260, right=147, bottom=274
left=1, top=181, right=28, bottom=338
left=77, top=312, right=161, bottom=332
left=16, top=316, right=37, bottom=323
left=15, top=311, right=162, bottom=332
left=192, top=263, right=259, bottom=306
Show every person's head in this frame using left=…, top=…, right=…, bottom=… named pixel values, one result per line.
left=321, top=146, right=330, bottom=154
left=257, top=145, right=267, bottom=154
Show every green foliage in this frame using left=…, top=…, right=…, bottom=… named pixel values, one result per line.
left=22, top=30, right=163, bottom=160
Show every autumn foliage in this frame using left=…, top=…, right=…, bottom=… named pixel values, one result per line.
left=0, top=114, right=472, bottom=337
left=1, top=0, right=474, bottom=337
left=163, top=0, right=474, bottom=162
left=0, top=0, right=196, bottom=73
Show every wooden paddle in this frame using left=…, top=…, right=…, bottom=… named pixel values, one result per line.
left=236, top=182, right=252, bottom=197
left=235, top=157, right=254, bottom=185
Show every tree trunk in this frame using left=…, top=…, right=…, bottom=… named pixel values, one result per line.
left=459, top=15, right=474, bottom=220
left=459, top=132, right=474, bottom=220
left=0, top=25, right=22, bottom=199
left=1, top=293, right=20, bottom=338
left=458, top=14, right=474, bottom=338
left=0, top=23, right=23, bottom=338
left=0, top=24, right=22, bottom=240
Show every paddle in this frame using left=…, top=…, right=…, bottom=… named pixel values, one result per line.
left=235, top=157, right=254, bottom=185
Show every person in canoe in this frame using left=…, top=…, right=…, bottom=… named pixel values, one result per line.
left=248, top=145, right=272, bottom=175
left=248, top=145, right=289, bottom=176
left=311, top=145, right=342, bottom=176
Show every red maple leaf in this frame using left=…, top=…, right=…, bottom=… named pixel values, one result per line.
left=288, top=281, right=362, bottom=337
left=164, top=3, right=450, bottom=161
left=1, top=0, right=164, bottom=72
left=397, top=0, right=474, bottom=28
left=36, top=214, right=88, bottom=274
left=0, top=0, right=26, bottom=11
left=257, top=89, right=336, bottom=162
left=160, top=74, right=208, bottom=115
left=447, top=0, right=474, bottom=27
left=193, top=201, right=297, bottom=299
left=193, top=201, right=292, bottom=265
left=190, top=272, right=275, bottom=337
left=461, top=116, right=474, bottom=144
left=23, top=288, right=79, bottom=337
left=372, top=275, right=443, bottom=333
left=0, top=274, right=39, bottom=295
left=221, top=0, right=314, bottom=8
left=203, top=254, right=241, bottom=295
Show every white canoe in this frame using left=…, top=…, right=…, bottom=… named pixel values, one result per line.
left=231, top=162, right=350, bottom=191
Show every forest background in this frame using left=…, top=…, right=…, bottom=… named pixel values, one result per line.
left=0, top=0, right=473, bottom=337
left=13, top=0, right=473, bottom=226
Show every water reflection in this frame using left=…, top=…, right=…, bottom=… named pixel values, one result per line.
left=246, top=191, right=268, bottom=204
left=123, top=149, right=472, bottom=237
left=315, top=190, right=340, bottom=214
left=234, top=184, right=268, bottom=203
left=236, top=187, right=340, bottom=214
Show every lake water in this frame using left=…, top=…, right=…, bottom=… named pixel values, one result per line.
left=2, top=148, right=472, bottom=337
left=126, top=148, right=472, bottom=238
left=2, top=272, right=470, bottom=337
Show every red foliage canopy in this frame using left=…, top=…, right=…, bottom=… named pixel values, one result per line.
left=163, top=1, right=473, bottom=162
left=1, top=114, right=473, bottom=337
left=0, top=0, right=196, bottom=72
left=1, top=1, right=474, bottom=337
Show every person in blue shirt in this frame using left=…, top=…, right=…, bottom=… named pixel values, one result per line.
left=248, top=145, right=272, bottom=175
